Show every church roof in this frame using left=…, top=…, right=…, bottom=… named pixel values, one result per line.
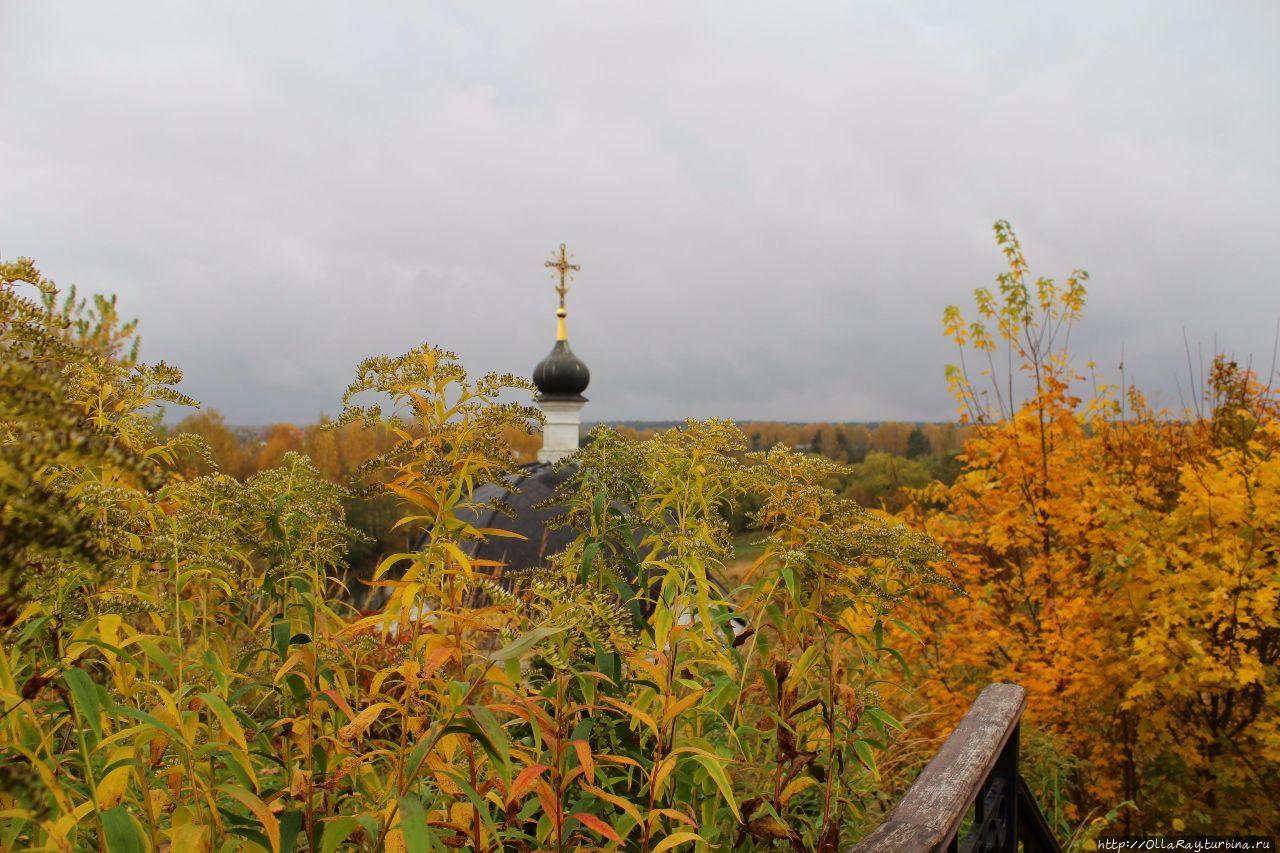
left=428, top=462, right=581, bottom=576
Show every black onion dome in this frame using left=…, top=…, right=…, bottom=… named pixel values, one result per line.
left=532, top=339, right=590, bottom=401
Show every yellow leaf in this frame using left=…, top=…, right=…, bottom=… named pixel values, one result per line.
left=166, top=821, right=210, bottom=852
left=748, top=816, right=794, bottom=839
left=96, top=747, right=134, bottom=809
left=780, top=774, right=818, bottom=806
left=97, top=613, right=123, bottom=647
left=48, top=799, right=95, bottom=847
left=217, top=784, right=280, bottom=853
left=663, top=689, right=708, bottom=728
left=474, top=526, right=528, bottom=540
left=199, top=692, right=248, bottom=752
left=442, top=541, right=472, bottom=573
left=580, top=782, right=642, bottom=826
left=339, top=702, right=390, bottom=742
left=274, top=649, right=309, bottom=684
left=651, top=831, right=703, bottom=853
left=12, top=600, right=43, bottom=626
left=650, top=754, right=679, bottom=796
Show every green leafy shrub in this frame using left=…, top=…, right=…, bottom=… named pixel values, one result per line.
left=1, top=260, right=948, bottom=851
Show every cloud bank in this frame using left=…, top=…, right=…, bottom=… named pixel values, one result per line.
left=2, top=1, right=1277, bottom=423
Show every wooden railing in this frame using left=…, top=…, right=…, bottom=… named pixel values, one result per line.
left=849, top=683, right=1062, bottom=853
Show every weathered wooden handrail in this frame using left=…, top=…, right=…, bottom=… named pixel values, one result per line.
left=849, top=683, right=1062, bottom=853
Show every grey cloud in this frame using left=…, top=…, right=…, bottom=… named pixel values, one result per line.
left=1, top=1, right=1277, bottom=424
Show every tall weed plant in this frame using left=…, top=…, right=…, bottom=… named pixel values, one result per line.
left=1, top=259, right=949, bottom=851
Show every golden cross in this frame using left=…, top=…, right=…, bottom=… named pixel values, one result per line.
left=544, top=243, right=580, bottom=309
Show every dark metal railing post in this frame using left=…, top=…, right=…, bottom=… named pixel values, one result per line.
left=958, top=722, right=1018, bottom=852
left=992, top=721, right=1019, bottom=852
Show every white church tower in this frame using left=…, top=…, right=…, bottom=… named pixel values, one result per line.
left=532, top=243, right=590, bottom=463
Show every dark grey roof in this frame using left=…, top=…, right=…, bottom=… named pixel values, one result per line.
left=353, top=464, right=577, bottom=611
left=392, top=461, right=741, bottom=631
left=448, top=461, right=579, bottom=574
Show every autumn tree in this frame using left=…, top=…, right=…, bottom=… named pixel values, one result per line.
left=869, top=422, right=912, bottom=456
left=842, top=451, right=932, bottom=513
left=174, top=408, right=248, bottom=478
left=1094, top=361, right=1280, bottom=826
left=256, top=422, right=305, bottom=470
left=304, top=416, right=342, bottom=479
left=907, top=221, right=1280, bottom=835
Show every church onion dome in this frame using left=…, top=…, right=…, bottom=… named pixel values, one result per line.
left=533, top=309, right=590, bottom=401
left=535, top=244, right=591, bottom=402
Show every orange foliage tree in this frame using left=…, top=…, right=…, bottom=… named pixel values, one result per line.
left=257, top=422, right=305, bottom=470
left=905, top=221, right=1280, bottom=835
left=173, top=409, right=250, bottom=479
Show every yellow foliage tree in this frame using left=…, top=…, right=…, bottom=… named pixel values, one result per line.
left=907, top=221, right=1280, bottom=835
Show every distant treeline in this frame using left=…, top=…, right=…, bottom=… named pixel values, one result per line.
left=170, top=413, right=969, bottom=577
left=604, top=421, right=971, bottom=515
left=606, top=420, right=970, bottom=461
left=176, top=412, right=969, bottom=480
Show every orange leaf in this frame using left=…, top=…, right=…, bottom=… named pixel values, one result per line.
left=600, top=696, right=658, bottom=736
left=570, top=812, right=622, bottom=843
left=571, top=739, right=595, bottom=784
left=419, top=645, right=453, bottom=680
left=322, top=689, right=355, bottom=721
left=507, top=763, right=550, bottom=805
left=535, top=781, right=560, bottom=833
left=581, top=783, right=643, bottom=825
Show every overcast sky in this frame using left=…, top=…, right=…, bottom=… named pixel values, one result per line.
left=2, top=2, right=1277, bottom=424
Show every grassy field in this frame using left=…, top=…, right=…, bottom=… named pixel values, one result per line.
left=726, top=530, right=769, bottom=584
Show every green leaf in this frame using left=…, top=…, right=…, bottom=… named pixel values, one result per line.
left=781, top=566, right=798, bottom=599
left=64, top=668, right=103, bottom=741
left=878, top=644, right=912, bottom=679
left=888, top=618, right=921, bottom=642
left=133, top=636, right=176, bottom=681
left=320, top=816, right=360, bottom=853
left=791, top=644, right=822, bottom=682
left=100, top=806, right=145, bottom=853
left=468, top=705, right=511, bottom=776
left=863, top=707, right=906, bottom=734
left=854, top=740, right=877, bottom=775
left=74, top=638, right=143, bottom=670
left=272, top=618, right=290, bottom=662
left=430, top=767, right=503, bottom=841
left=279, top=810, right=303, bottom=853
left=397, top=795, right=432, bottom=853
left=112, top=706, right=186, bottom=745
left=489, top=624, right=568, bottom=662
left=199, top=691, right=248, bottom=751
left=592, top=489, right=607, bottom=526
left=687, top=752, right=740, bottom=822
left=218, top=783, right=281, bottom=853
left=579, top=540, right=600, bottom=583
